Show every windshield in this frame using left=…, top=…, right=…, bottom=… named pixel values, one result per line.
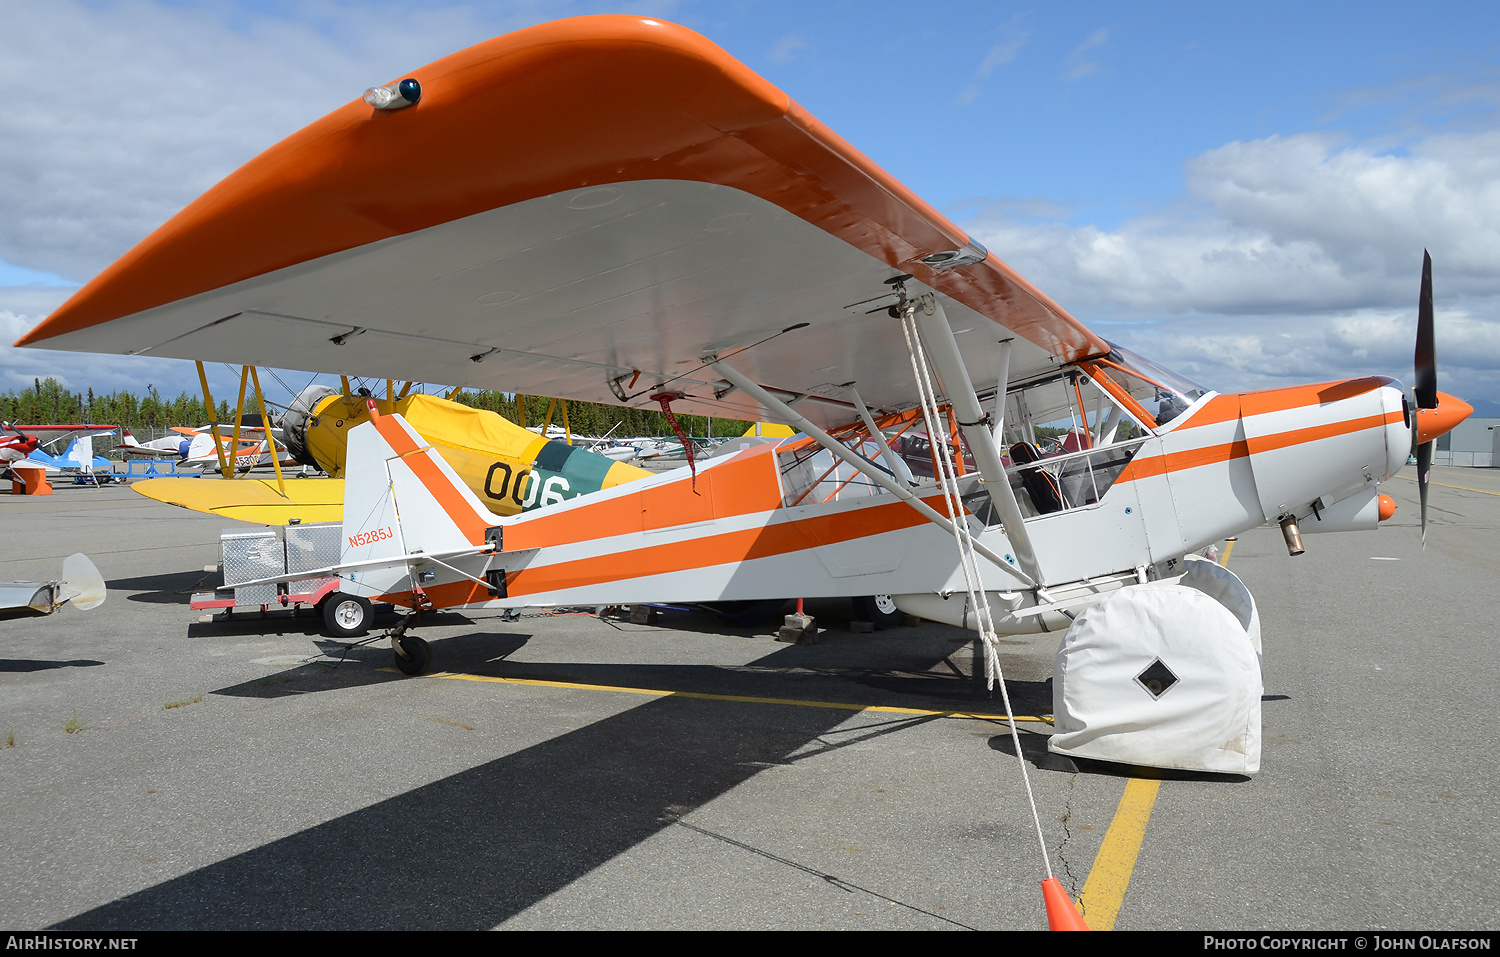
left=1089, top=342, right=1209, bottom=428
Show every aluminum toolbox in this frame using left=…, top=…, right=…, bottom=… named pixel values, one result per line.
left=221, top=527, right=281, bottom=606
left=284, top=522, right=340, bottom=594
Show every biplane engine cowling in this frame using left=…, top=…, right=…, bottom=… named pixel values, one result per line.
left=282, top=384, right=338, bottom=468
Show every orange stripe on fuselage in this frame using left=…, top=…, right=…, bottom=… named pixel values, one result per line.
left=511, top=489, right=955, bottom=596
left=368, top=414, right=492, bottom=546
left=1118, top=439, right=1252, bottom=482
left=1120, top=409, right=1402, bottom=483
left=388, top=383, right=1403, bottom=607
left=504, top=442, right=784, bottom=551
left=1171, top=377, right=1394, bottom=432
left=1165, top=393, right=1240, bottom=431
left=383, top=490, right=960, bottom=609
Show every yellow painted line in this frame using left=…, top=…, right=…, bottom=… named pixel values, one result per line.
left=1394, top=474, right=1500, bottom=496
left=1071, top=538, right=1235, bottom=928
left=390, top=668, right=1052, bottom=724
left=1078, top=777, right=1162, bottom=931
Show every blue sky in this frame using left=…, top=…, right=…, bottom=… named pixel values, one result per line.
left=3, top=0, right=1498, bottom=413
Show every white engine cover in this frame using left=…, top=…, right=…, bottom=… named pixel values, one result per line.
left=1049, top=560, right=1263, bottom=775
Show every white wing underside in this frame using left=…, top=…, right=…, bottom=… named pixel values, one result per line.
left=37, top=180, right=1069, bottom=430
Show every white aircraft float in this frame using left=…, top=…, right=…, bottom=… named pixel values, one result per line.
left=15, top=16, right=1472, bottom=928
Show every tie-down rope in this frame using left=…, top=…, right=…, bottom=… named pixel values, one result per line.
left=898, top=299, right=1054, bottom=882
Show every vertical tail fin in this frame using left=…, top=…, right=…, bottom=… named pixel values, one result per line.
left=341, top=402, right=502, bottom=568
left=67, top=434, right=94, bottom=468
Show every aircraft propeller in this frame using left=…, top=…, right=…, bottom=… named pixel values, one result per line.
left=1414, top=251, right=1436, bottom=544
left=59, top=553, right=107, bottom=611
left=1410, top=250, right=1474, bottom=547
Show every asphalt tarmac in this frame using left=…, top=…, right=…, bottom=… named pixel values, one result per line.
left=1, top=465, right=1495, bottom=931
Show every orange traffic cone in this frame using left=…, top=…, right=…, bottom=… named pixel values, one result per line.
left=1042, top=877, right=1089, bottom=930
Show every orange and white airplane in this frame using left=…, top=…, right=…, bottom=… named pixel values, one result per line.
left=117, top=426, right=266, bottom=469
left=17, top=16, right=1472, bottom=668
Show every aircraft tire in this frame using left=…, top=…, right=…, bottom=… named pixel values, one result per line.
left=323, top=593, right=372, bottom=638
left=395, top=635, right=431, bottom=676
left=853, top=594, right=903, bottom=630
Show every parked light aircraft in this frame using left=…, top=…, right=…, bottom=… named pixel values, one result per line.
left=121, top=422, right=304, bottom=472
left=117, top=427, right=198, bottom=459
left=4, top=423, right=117, bottom=472
left=14, top=16, right=1475, bottom=927
left=1, top=422, right=42, bottom=472
left=125, top=387, right=654, bottom=524
left=18, top=18, right=1471, bottom=683
left=119, top=427, right=252, bottom=468
left=9, top=428, right=122, bottom=484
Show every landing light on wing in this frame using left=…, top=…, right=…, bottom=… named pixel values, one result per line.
left=363, top=78, right=421, bottom=110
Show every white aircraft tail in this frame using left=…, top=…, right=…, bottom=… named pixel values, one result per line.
left=67, top=434, right=94, bottom=468
left=187, top=433, right=217, bottom=459
left=340, top=403, right=502, bottom=569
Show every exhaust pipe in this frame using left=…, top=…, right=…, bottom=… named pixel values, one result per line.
left=1279, top=515, right=1305, bottom=556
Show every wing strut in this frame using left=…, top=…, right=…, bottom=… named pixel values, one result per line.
left=705, top=356, right=1037, bottom=590
left=845, top=385, right=914, bottom=485
left=906, top=290, right=1043, bottom=583
left=194, top=360, right=232, bottom=477
left=991, top=338, right=1014, bottom=445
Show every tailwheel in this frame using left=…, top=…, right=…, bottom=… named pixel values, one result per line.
left=395, top=635, right=431, bottom=676
left=853, top=594, right=904, bottom=630
left=322, top=593, right=372, bottom=638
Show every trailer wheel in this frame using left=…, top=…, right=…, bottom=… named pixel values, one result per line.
left=853, top=594, right=903, bottom=630
left=323, top=593, right=372, bottom=638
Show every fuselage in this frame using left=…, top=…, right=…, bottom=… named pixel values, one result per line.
left=334, top=365, right=1422, bottom=637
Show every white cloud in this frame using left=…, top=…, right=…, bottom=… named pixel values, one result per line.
left=975, top=130, right=1500, bottom=312
left=1097, top=308, right=1500, bottom=403
left=969, top=130, right=1500, bottom=402
left=1196, top=133, right=1500, bottom=287
left=0, top=302, right=198, bottom=396
left=957, top=16, right=1030, bottom=106
left=1064, top=28, right=1108, bottom=81
left=0, top=0, right=546, bottom=283
left=768, top=33, right=809, bottom=65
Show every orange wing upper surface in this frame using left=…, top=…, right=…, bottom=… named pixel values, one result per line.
left=20, top=16, right=1107, bottom=428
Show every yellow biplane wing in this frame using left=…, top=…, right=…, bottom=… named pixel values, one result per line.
left=134, top=477, right=345, bottom=525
